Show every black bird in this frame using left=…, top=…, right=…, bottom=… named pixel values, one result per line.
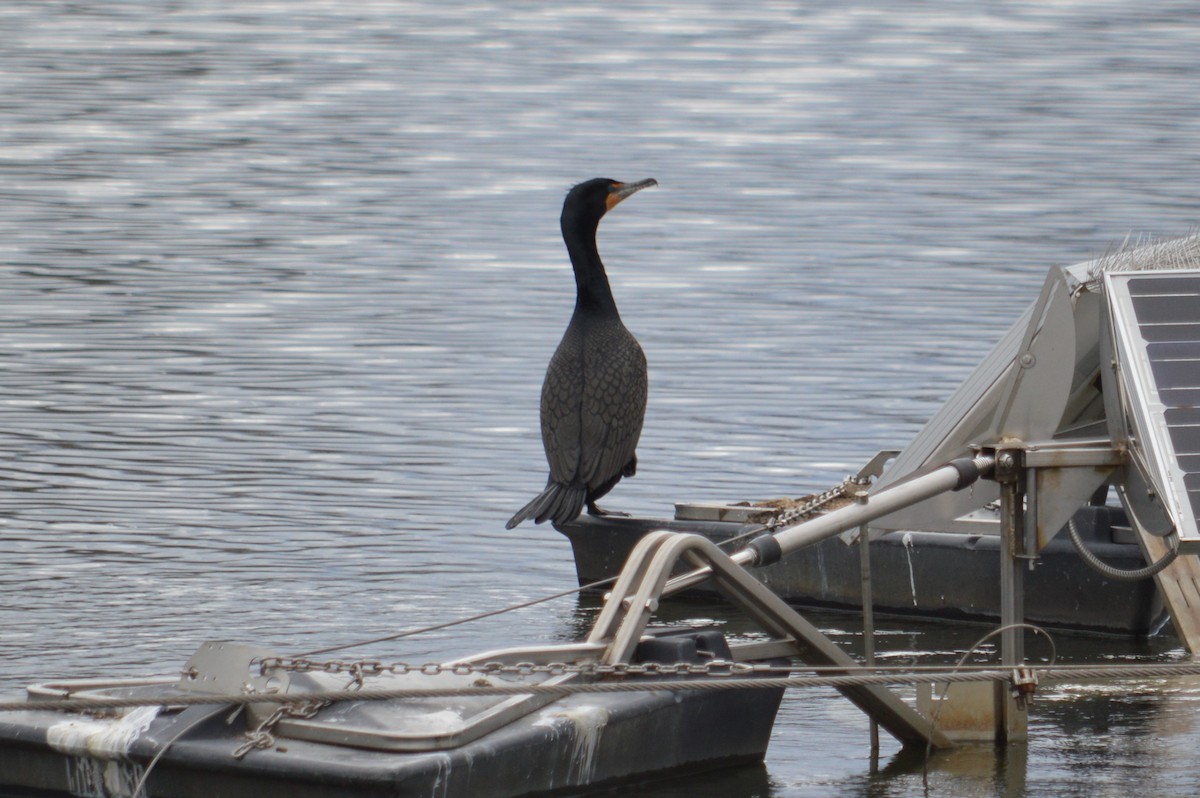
left=506, top=177, right=657, bottom=529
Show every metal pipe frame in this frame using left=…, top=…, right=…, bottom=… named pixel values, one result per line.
left=588, top=530, right=952, bottom=749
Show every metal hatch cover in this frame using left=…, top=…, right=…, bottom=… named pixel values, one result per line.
left=271, top=667, right=572, bottom=752
left=170, top=639, right=582, bottom=752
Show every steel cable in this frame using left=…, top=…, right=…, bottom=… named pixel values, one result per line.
left=7, top=661, right=1200, bottom=715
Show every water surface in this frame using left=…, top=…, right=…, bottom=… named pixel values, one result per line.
left=2, top=2, right=1200, bottom=795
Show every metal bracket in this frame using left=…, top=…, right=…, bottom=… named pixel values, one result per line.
left=981, top=440, right=1125, bottom=553
left=178, top=641, right=282, bottom=697
left=1010, top=668, right=1039, bottom=711
left=1022, top=438, right=1125, bottom=468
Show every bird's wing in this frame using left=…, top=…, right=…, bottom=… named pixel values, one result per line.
left=540, top=329, right=585, bottom=484
left=579, top=329, right=647, bottom=490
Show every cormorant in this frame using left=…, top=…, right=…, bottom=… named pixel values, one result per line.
left=506, top=177, right=657, bottom=529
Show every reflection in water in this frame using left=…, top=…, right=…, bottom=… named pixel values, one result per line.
left=3, top=1, right=1200, bottom=796
left=619, top=764, right=774, bottom=798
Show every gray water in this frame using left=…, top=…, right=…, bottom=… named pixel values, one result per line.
left=2, top=1, right=1200, bottom=795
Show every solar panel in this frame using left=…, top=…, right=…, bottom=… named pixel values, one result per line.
left=1106, top=271, right=1200, bottom=550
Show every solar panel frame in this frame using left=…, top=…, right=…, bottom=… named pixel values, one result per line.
left=1106, top=270, right=1200, bottom=548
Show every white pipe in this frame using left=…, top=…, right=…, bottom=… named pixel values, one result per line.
left=770, top=455, right=993, bottom=554
left=662, top=455, right=994, bottom=597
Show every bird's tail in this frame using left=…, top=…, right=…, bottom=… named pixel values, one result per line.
left=505, top=482, right=587, bottom=529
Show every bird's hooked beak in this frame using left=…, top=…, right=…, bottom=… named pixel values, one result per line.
left=605, top=178, right=657, bottom=211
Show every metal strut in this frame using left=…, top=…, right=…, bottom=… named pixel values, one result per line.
left=586, top=530, right=953, bottom=749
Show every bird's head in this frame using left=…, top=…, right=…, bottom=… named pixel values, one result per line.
left=561, top=177, right=657, bottom=233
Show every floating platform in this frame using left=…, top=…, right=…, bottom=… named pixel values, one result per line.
left=3, top=237, right=1198, bottom=797
left=0, top=633, right=784, bottom=798
left=559, top=504, right=1166, bottom=636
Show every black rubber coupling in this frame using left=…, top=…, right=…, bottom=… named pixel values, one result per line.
left=746, top=534, right=783, bottom=567
left=948, top=457, right=982, bottom=491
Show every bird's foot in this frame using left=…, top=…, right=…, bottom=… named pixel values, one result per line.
left=587, top=503, right=629, bottom=518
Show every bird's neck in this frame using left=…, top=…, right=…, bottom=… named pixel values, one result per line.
left=564, top=221, right=619, bottom=317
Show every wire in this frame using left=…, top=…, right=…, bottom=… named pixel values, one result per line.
left=1066, top=517, right=1178, bottom=581
left=298, top=574, right=618, bottom=657
left=923, top=622, right=1056, bottom=792
left=296, top=470, right=864, bottom=658
left=296, top=521, right=781, bottom=657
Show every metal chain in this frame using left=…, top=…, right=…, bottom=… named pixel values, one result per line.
left=25, top=659, right=1200, bottom=718
left=258, top=657, right=764, bottom=679
left=760, top=475, right=872, bottom=531
left=231, top=656, right=774, bottom=755
left=232, top=664, right=370, bottom=757
left=232, top=699, right=328, bottom=759
left=25, top=663, right=1200, bottom=719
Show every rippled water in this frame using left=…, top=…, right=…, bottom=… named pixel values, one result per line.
left=2, top=2, right=1200, bottom=795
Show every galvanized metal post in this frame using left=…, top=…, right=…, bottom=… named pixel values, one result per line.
left=996, top=450, right=1028, bottom=743
left=857, top=523, right=879, bottom=760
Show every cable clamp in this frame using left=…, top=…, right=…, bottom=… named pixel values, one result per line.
left=1010, top=667, right=1039, bottom=710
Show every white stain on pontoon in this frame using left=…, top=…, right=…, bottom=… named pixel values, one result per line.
left=47, top=706, right=159, bottom=798
left=902, top=531, right=918, bottom=606
left=426, top=752, right=454, bottom=798
left=534, top=705, right=609, bottom=784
